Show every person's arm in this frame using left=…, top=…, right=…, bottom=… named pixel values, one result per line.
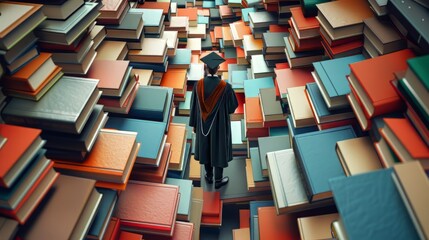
left=189, top=82, right=198, bottom=128
left=227, top=85, right=239, bottom=114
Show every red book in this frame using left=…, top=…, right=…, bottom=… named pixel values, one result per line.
left=103, top=217, right=121, bottom=240
left=0, top=124, right=42, bottom=188
left=275, top=68, right=314, bottom=100
left=130, top=143, right=171, bottom=184
left=258, top=206, right=300, bottom=240
left=201, top=201, right=223, bottom=226
left=288, top=27, right=322, bottom=52
left=290, top=7, right=319, bottom=39
left=321, top=34, right=362, bottom=59
left=269, top=24, right=289, bottom=33
left=119, top=231, right=143, bottom=240
left=234, top=92, right=245, bottom=115
left=144, top=221, right=193, bottom=240
left=202, top=191, right=221, bottom=216
left=246, top=127, right=269, bottom=140
left=114, top=181, right=179, bottom=236
left=263, top=119, right=287, bottom=128
left=239, top=209, right=250, bottom=228
left=86, top=59, right=130, bottom=97
left=349, top=49, right=415, bottom=117
left=275, top=63, right=290, bottom=69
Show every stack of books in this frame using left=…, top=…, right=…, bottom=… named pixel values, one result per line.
left=201, top=191, right=223, bottom=227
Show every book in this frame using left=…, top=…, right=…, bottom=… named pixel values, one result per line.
left=259, top=88, right=285, bottom=123
left=130, top=143, right=171, bottom=184
left=96, top=40, right=128, bottom=61
left=87, top=188, right=117, bottom=240
left=130, top=8, right=164, bottom=34
left=98, top=0, right=129, bottom=25
left=329, top=168, right=419, bottom=239
left=392, top=162, right=429, bottom=240
left=290, top=7, right=319, bottom=39
left=287, top=86, right=316, bottom=128
left=53, top=129, right=139, bottom=187
left=363, top=17, right=406, bottom=55
left=245, top=97, right=263, bottom=129
left=0, top=217, right=18, bottom=240
left=160, top=68, right=187, bottom=99
left=128, top=86, right=168, bottom=122
left=249, top=201, right=273, bottom=240
left=0, top=124, right=43, bottom=188
left=113, top=181, right=179, bottom=236
left=297, top=213, right=339, bottom=240
left=201, top=191, right=222, bottom=226
left=165, top=178, right=193, bottom=221
left=105, top=117, right=167, bottom=166
left=293, top=125, right=356, bottom=202
left=19, top=175, right=101, bottom=239
left=312, top=54, right=365, bottom=109
left=251, top=54, right=274, bottom=79
left=105, top=11, right=144, bottom=40
left=166, top=123, right=187, bottom=171
left=233, top=228, right=250, bottom=240
left=161, top=31, right=179, bottom=57
left=284, top=36, right=324, bottom=69
left=348, top=49, right=415, bottom=118
left=248, top=11, right=277, bottom=28
left=128, top=38, right=167, bottom=63
left=86, top=60, right=131, bottom=97
left=274, top=67, right=314, bottom=101
left=41, top=0, right=84, bottom=20
left=243, top=76, right=274, bottom=98
left=258, top=206, right=300, bottom=240
left=169, top=49, right=192, bottom=69
left=258, top=135, right=290, bottom=177
left=2, top=76, right=100, bottom=134
left=262, top=32, right=287, bottom=53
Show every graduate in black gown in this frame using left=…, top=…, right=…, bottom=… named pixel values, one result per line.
left=189, top=52, right=238, bottom=189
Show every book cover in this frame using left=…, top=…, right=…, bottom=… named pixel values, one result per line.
left=86, top=59, right=130, bottom=97
left=287, top=86, right=316, bottom=128
left=165, top=178, right=193, bottom=221
left=258, top=206, right=300, bottom=240
left=128, top=86, right=168, bottom=122
left=87, top=188, right=118, bottom=239
left=274, top=68, right=314, bottom=100
left=258, top=135, right=291, bottom=177
left=243, top=76, right=274, bottom=98
left=297, top=213, right=339, bottom=240
left=130, top=143, right=171, bottom=184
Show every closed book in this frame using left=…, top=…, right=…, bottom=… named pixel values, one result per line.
left=249, top=200, right=274, bottom=240
left=243, top=76, right=274, bottom=98
left=293, top=125, right=356, bottom=202
left=160, top=68, right=187, bottom=98
left=348, top=49, right=415, bottom=117
left=233, top=228, right=250, bottom=240
left=0, top=2, right=45, bottom=50
left=258, top=206, right=300, bottom=240
left=128, top=86, right=168, bottom=122
left=53, top=129, right=139, bottom=186
left=258, top=135, right=290, bottom=177
left=287, top=86, right=316, bottom=128
left=143, top=221, right=193, bottom=240
left=166, top=123, right=187, bottom=171
left=245, top=97, right=263, bottom=129
left=201, top=191, right=222, bottom=226
left=312, top=54, right=365, bottom=109
left=189, top=188, right=203, bottom=240
left=41, top=0, right=84, bottom=20
left=246, top=158, right=270, bottom=192
left=19, top=175, right=101, bottom=240
left=274, top=68, right=314, bottom=100
left=130, top=143, right=171, bottom=184
left=290, top=7, right=319, bottom=39
left=103, top=217, right=120, bottom=240
left=259, top=88, right=285, bottom=122
left=392, top=162, right=429, bottom=240
left=169, top=49, right=192, bottom=69
left=35, top=2, right=99, bottom=45
left=119, top=231, right=142, bottom=240
left=128, top=38, right=167, bottom=63
left=2, top=76, right=101, bottom=134
left=105, top=12, right=144, bottom=40
left=98, top=0, right=128, bottom=21
left=87, top=188, right=118, bottom=240
left=262, top=32, right=287, bottom=53
left=249, top=147, right=268, bottom=184
left=105, top=117, right=167, bottom=166
left=86, top=60, right=131, bottom=97
left=178, top=91, right=192, bottom=116
left=96, top=41, right=128, bottom=61
left=380, top=118, right=429, bottom=168
left=240, top=209, right=250, bottom=229
left=242, top=34, right=263, bottom=58
left=251, top=55, right=274, bottom=79
left=1, top=52, right=57, bottom=92
left=297, top=213, right=339, bottom=240
left=336, top=136, right=382, bottom=176
left=113, top=181, right=179, bottom=236
left=286, top=116, right=318, bottom=147
left=165, top=178, right=193, bottom=221
left=129, top=8, right=164, bottom=34
left=248, top=11, right=277, bottom=28
left=0, top=217, right=18, bottom=240
left=284, top=36, right=324, bottom=69
left=0, top=124, right=43, bottom=188
left=329, top=168, right=419, bottom=239
left=363, top=17, right=406, bottom=55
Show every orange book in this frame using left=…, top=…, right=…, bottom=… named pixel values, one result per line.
left=86, top=59, right=130, bottom=96
left=230, top=21, right=251, bottom=43
left=2, top=52, right=57, bottom=92
left=219, top=58, right=236, bottom=72
left=290, top=7, right=319, bottom=32
left=222, top=26, right=233, bottom=42
left=130, top=143, right=171, bottom=184
left=197, top=8, right=210, bottom=16
left=236, top=47, right=245, bottom=58
left=275, top=68, right=314, bottom=99
left=245, top=97, right=263, bottom=128
left=219, top=5, right=234, bottom=18
left=160, top=68, right=187, bottom=97
left=177, top=7, right=198, bottom=22
left=202, top=191, right=221, bottom=216
left=138, top=1, right=170, bottom=15
left=258, top=206, right=300, bottom=240
left=349, top=49, right=414, bottom=117
left=288, top=27, right=322, bottom=52
left=166, top=124, right=187, bottom=171
left=214, top=26, right=223, bottom=40
left=0, top=124, right=42, bottom=188
left=191, top=54, right=200, bottom=64
left=381, top=118, right=429, bottom=164
left=103, top=217, right=121, bottom=240
left=275, top=63, right=290, bottom=69
left=119, top=231, right=143, bottom=240
left=210, top=31, right=216, bottom=44
left=269, top=24, right=289, bottom=33
left=239, top=209, right=250, bottom=228
left=53, top=129, right=139, bottom=186
left=320, top=33, right=362, bottom=58
left=143, top=221, right=193, bottom=240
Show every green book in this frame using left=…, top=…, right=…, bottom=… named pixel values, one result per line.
left=407, top=54, right=429, bottom=90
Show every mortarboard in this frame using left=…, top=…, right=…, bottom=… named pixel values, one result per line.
left=200, top=52, right=225, bottom=70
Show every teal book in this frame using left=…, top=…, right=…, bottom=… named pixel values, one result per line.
left=242, top=7, right=256, bottom=23
left=224, top=47, right=237, bottom=59
left=249, top=200, right=274, bottom=240
left=105, top=117, right=166, bottom=166
left=198, top=16, right=209, bottom=25
left=287, top=115, right=318, bottom=143
left=293, top=125, right=356, bottom=202
left=243, top=76, right=275, bottom=97
left=2, top=76, right=100, bottom=134
left=87, top=188, right=117, bottom=239
left=203, top=1, right=215, bottom=8
left=407, top=54, right=429, bottom=90
left=104, top=12, right=143, bottom=36
left=129, top=86, right=168, bottom=122
left=249, top=147, right=268, bottom=183
left=313, top=54, right=365, bottom=109
left=165, top=178, right=193, bottom=221
left=269, top=126, right=289, bottom=137
left=305, top=82, right=354, bottom=123
left=258, top=135, right=291, bottom=177
left=129, top=8, right=163, bottom=31
left=228, top=64, right=247, bottom=83
left=178, top=91, right=192, bottom=116
left=172, top=116, right=193, bottom=141
left=162, top=87, right=174, bottom=131
left=168, top=49, right=192, bottom=67
left=231, top=70, right=247, bottom=90
left=329, top=169, right=419, bottom=239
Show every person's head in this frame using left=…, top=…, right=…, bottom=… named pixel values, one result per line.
left=206, top=66, right=220, bottom=76
left=201, top=52, right=225, bottom=76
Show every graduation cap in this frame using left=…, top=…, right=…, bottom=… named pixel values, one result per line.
left=200, top=52, right=225, bottom=70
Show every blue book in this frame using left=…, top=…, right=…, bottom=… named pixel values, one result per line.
left=162, top=87, right=174, bottom=131
left=243, top=76, right=275, bottom=97
left=87, top=188, right=117, bottom=239
left=128, top=86, right=168, bottom=122
left=167, top=143, right=191, bottom=179
left=129, top=8, right=163, bottom=30
left=203, top=0, right=215, bottom=8
left=105, top=117, right=166, bottom=166
left=293, top=125, right=356, bottom=202
left=231, top=70, right=247, bottom=90
left=287, top=115, right=318, bottom=146
left=330, top=169, right=419, bottom=239
left=249, top=200, right=274, bottom=240
left=269, top=126, right=289, bottom=137
left=197, top=16, right=209, bottom=25
left=249, top=147, right=268, bottom=183
left=305, top=82, right=354, bottom=124
left=313, top=54, right=365, bottom=109
left=178, top=91, right=192, bottom=116
left=165, top=178, right=193, bottom=221
left=242, top=7, right=256, bottom=23
left=168, top=48, right=192, bottom=67
left=215, top=0, right=223, bottom=6
left=258, top=135, right=291, bottom=177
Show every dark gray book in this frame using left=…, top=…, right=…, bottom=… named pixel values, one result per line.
left=0, top=217, right=18, bottom=240
left=201, top=158, right=272, bottom=203
left=258, top=135, right=291, bottom=177
left=201, top=34, right=213, bottom=50
left=210, top=8, right=220, bottom=19
left=105, top=12, right=144, bottom=40
left=248, top=11, right=277, bottom=28
left=262, top=32, right=287, bottom=53
left=2, top=76, right=101, bottom=134
left=128, top=86, right=168, bottom=122
left=41, top=105, right=107, bottom=152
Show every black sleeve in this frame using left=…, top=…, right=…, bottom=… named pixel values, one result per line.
left=227, top=85, right=239, bottom=114
left=189, top=82, right=198, bottom=127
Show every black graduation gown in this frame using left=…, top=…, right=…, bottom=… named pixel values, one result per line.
left=189, top=77, right=239, bottom=168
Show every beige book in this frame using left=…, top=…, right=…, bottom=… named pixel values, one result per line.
left=188, top=24, right=206, bottom=39
left=287, top=86, right=316, bottom=128
left=242, top=34, right=263, bottom=58
left=188, top=154, right=201, bottom=181
left=161, top=30, right=179, bottom=56
left=132, top=68, right=153, bottom=86
left=245, top=159, right=271, bottom=192
left=336, top=136, right=382, bottom=176
left=186, top=38, right=201, bottom=55
left=89, top=25, right=106, bottom=49
left=298, top=213, right=339, bottom=240
left=167, top=16, right=189, bottom=31
left=233, top=228, right=250, bottom=240
left=128, top=38, right=167, bottom=63
left=393, top=162, right=429, bottom=240
left=190, top=187, right=203, bottom=240
left=96, top=40, right=128, bottom=60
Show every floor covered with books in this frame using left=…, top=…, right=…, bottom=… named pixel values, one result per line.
left=0, top=0, right=428, bottom=239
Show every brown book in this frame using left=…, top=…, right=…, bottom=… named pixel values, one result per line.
left=166, top=123, right=187, bottom=171
left=363, top=17, right=406, bottom=55
left=287, top=86, right=316, bottom=128
left=20, top=175, right=101, bottom=240
left=96, top=41, right=128, bottom=60
left=336, top=136, right=382, bottom=176
left=233, top=228, right=250, bottom=240
left=393, top=162, right=429, bottom=240
left=298, top=213, right=339, bottom=240
left=188, top=154, right=201, bottom=181
left=128, top=38, right=167, bottom=63
left=0, top=217, right=18, bottom=240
